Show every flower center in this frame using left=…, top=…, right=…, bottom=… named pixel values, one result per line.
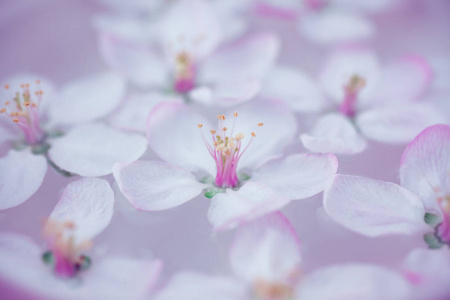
left=0, top=81, right=45, bottom=145
left=437, top=191, right=450, bottom=244
left=42, top=220, right=91, bottom=278
left=339, top=74, right=366, bottom=118
left=198, top=112, right=263, bottom=189
left=253, top=280, right=295, bottom=300
left=174, top=51, right=196, bottom=93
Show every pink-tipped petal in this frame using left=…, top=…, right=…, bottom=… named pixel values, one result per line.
left=48, top=72, right=126, bottom=126
left=399, top=124, right=450, bottom=214
left=301, top=113, right=367, bottom=154
left=263, top=66, right=325, bottom=112
left=200, top=32, right=280, bottom=84
left=297, top=264, right=411, bottom=300
left=48, top=123, right=147, bottom=177
left=99, top=34, right=168, bottom=89
left=110, top=92, right=182, bottom=133
left=372, top=55, right=433, bottom=104
left=49, top=178, right=114, bottom=241
left=154, top=272, right=247, bottom=300
left=324, top=175, right=429, bottom=237
left=319, top=46, right=380, bottom=105
left=208, top=182, right=291, bottom=231
left=356, top=104, right=446, bottom=144
left=113, top=161, right=206, bottom=211
left=250, top=153, right=338, bottom=200
left=230, top=212, right=302, bottom=286
left=300, top=11, right=374, bottom=45
left=0, top=150, right=47, bottom=210
left=146, top=102, right=216, bottom=175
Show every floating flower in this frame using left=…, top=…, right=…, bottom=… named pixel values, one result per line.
left=114, top=99, right=338, bottom=230
left=154, top=213, right=411, bottom=300
left=296, top=46, right=444, bottom=154
left=0, top=178, right=162, bottom=300
left=324, top=124, right=450, bottom=248
left=0, top=74, right=147, bottom=210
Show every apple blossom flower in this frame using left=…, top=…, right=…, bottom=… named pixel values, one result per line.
left=324, top=124, right=450, bottom=248
left=154, top=212, right=411, bottom=300
left=0, top=74, right=147, bottom=210
left=0, top=178, right=162, bottom=300
left=297, top=46, right=444, bottom=154
left=99, top=0, right=279, bottom=112
left=113, top=99, right=338, bottom=230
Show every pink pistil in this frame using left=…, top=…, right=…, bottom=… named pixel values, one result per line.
left=53, top=250, right=77, bottom=278
left=0, top=81, right=45, bottom=145
left=174, top=51, right=196, bottom=94
left=338, top=75, right=366, bottom=118
left=198, top=113, right=263, bottom=189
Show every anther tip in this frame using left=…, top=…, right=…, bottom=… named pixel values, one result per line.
left=258, top=123, right=264, bottom=127
left=198, top=124, right=203, bottom=128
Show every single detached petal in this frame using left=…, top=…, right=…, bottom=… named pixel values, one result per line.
left=399, top=124, right=450, bottom=214
left=250, top=154, right=338, bottom=200
left=300, top=10, right=374, bottom=45
left=48, top=123, right=147, bottom=177
left=110, top=92, right=182, bottom=133
left=114, top=161, right=206, bottom=211
left=224, top=98, right=296, bottom=170
left=82, top=257, right=163, bottom=300
left=154, top=272, right=247, bottom=300
left=372, top=55, right=433, bottom=104
left=403, top=248, right=450, bottom=300
left=146, top=102, right=216, bottom=174
left=161, top=0, right=222, bottom=60
left=48, top=72, right=126, bottom=126
left=301, top=113, right=367, bottom=154
left=356, top=104, right=446, bottom=144
left=319, top=46, right=380, bottom=105
left=49, top=178, right=114, bottom=241
left=0, top=150, right=47, bottom=210
left=230, top=212, right=302, bottom=286
left=324, top=175, right=429, bottom=237
left=208, top=182, right=291, bottom=231
left=100, top=33, right=168, bottom=89
left=262, top=66, right=325, bottom=112
left=200, top=32, right=280, bottom=84
left=297, top=264, right=411, bottom=300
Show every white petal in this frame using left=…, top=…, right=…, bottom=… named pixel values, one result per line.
left=250, top=154, right=338, bottom=200
left=161, top=0, right=222, bottom=60
left=146, top=102, right=216, bottom=174
left=372, top=56, right=433, bottom=104
left=230, top=212, right=302, bottom=285
left=301, top=113, right=367, bottom=154
left=323, top=175, right=429, bottom=237
left=109, top=92, right=182, bottom=133
left=48, top=123, right=147, bottom=176
left=319, top=46, right=380, bottom=104
left=225, top=99, right=296, bottom=170
left=403, top=248, right=450, bottom=300
left=208, top=182, right=291, bottom=231
left=200, top=32, right=280, bottom=84
left=82, top=257, right=163, bottom=300
left=262, top=66, right=325, bottom=112
left=211, top=79, right=261, bottom=106
left=114, top=161, right=206, bottom=211
left=94, top=14, right=156, bottom=43
left=49, top=178, right=114, bottom=241
left=356, top=104, right=446, bottom=144
left=99, top=34, right=168, bottom=89
left=98, top=0, right=165, bottom=14
left=399, top=124, right=450, bottom=214
left=300, top=10, right=374, bottom=45
left=298, top=264, right=411, bottom=300
left=48, top=72, right=126, bottom=126
left=0, top=150, right=47, bottom=210
left=154, top=272, right=247, bottom=300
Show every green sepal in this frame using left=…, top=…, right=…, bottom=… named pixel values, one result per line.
left=200, top=176, right=215, bottom=184
left=204, top=187, right=225, bottom=199
left=424, top=233, right=444, bottom=249
left=238, top=172, right=251, bottom=182
left=32, top=143, right=51, bottom=155
left=42, top=251, right=54, bottom=266
left=46, top=157, right=75, bottom=177
left=77, top=255, right=91, bottom=271
left=424, top=213, right=441, bottom=228
left=46, top=130, right=64, bottom=138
